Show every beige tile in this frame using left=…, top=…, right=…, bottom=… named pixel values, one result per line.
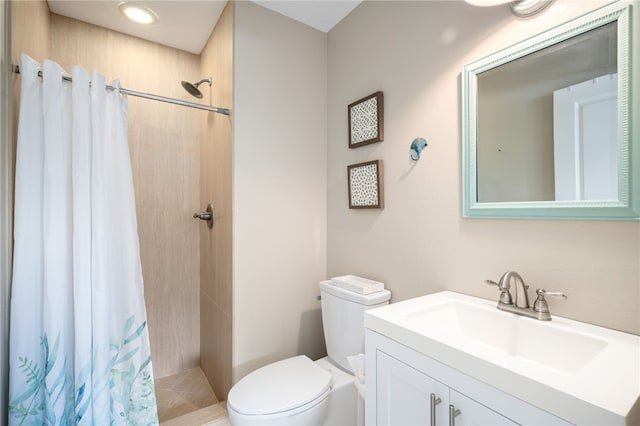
left=155, top=367, right=215, bottom=392
left=200, top=294, right=232, bottom=401
left=147, top=290, right=200, bottom=378
left=156, top=368, right=219, bottom=423
left=157, top=391, right=215, bottom=423
left=203, top=415, right=231, bottom=426
left=161, top=403, right=228, bottom=426
left=156, top=388, right=195, bottom=422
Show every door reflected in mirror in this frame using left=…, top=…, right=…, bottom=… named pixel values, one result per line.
left=476, top=22, right=617, bottom=203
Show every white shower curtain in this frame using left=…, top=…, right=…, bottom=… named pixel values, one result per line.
left=8, top=54, right=158, bottom=425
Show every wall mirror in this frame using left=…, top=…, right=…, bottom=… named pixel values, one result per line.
left=462, top=1, right=638, bottom=220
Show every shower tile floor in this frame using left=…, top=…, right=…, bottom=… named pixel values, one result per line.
left=156, top=367, right=229, bottom=425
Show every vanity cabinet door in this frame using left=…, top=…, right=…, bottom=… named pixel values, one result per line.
left=376, top=351, right=449, bottom=426
left=366, top=330, right=573, bottom=426
left=449, top=390, right=518, bottom=426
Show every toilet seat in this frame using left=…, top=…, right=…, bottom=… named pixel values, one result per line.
left=228, top=355, right=333, bottom=417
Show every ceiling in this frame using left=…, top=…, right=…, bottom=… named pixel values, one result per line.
left=47, top=0, right=362, bottom=55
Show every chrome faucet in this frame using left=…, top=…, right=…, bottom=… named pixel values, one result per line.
left=503, top=271, right=529, bottom=308
left=485, top=271, right=567, bottom=321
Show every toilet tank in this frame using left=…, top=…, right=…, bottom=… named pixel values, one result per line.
left=319, top=280, right=391, bottom=373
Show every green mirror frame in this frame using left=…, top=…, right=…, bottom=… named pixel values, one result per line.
left=461, top=1, right=639, bottom=220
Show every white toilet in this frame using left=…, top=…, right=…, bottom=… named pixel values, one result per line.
left=227, top=278, right=391, bottom=425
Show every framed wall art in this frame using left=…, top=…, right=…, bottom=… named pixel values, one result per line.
left=348, top=91, right=384, bottom=148
left=348, top=160, right=384, bottom=209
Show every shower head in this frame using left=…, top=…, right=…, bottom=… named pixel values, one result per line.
left=181, top=77, right=212, bottom=99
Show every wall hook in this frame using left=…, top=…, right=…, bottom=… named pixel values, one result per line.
left=410, top=138, right=428, bottom=161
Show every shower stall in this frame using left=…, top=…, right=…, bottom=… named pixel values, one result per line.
left=3, top=1, right=329, bottom=424
left=2, top=0, right=233, bottom=423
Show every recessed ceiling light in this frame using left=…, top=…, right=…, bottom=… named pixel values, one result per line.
left=118, top=2, right=158, bottom=25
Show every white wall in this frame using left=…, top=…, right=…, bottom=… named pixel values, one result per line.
left=328, top=1, right=640, bottom=335
left=233, top=1, right=328, bottom=380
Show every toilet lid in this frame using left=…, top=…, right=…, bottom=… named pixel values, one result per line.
left=228, top=355, right=332, bottom=416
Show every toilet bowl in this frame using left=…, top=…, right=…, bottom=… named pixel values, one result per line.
left=227, top=356, right=332, bottom=425
left=227, top=356, right=358, bottom=426
left=227, top=278, right=391, bottom=426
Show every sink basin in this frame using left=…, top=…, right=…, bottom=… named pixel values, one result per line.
left=405, top=299, right=608, bottom=375
left=364, top=290, right=640, bottom=425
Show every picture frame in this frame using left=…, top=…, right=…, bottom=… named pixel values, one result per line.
left=348, top=160, right=384, bottom=209
left=348, top=91, right=384, bottom=148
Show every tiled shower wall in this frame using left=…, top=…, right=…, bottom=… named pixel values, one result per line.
left=199, top=2, right=234, bottom=401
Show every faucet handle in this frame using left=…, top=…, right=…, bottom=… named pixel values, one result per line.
left=536, top=289, right=567, bottom=299
left=533, top=288, right=567, bottom=315
left=485, top=279, right=513, bottom=305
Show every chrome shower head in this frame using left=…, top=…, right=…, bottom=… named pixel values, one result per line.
left=181, top=77, right=212, bottom=99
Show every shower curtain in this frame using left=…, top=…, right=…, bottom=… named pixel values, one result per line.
left=8, top=54, right=158, bottom=425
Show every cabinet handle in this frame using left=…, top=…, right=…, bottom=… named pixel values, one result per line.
left=430, top=393, right=442, bottom=426
left=448, top=404, right=461, bottom=426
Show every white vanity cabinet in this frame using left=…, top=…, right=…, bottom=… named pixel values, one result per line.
left=366, top=330, right=571, bottom=426
left=376, top=350, right=516, bottom=426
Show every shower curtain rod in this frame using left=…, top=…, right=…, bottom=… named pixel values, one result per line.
left=12, top=64, right=231, bottom=116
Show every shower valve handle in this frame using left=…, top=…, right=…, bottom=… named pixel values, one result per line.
left=193, top=212, right=212, bottom=220
left=193, top=203, right=214, bottom=229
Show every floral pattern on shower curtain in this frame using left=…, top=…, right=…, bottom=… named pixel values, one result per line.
left=8, top=54, right=158, bottom=425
